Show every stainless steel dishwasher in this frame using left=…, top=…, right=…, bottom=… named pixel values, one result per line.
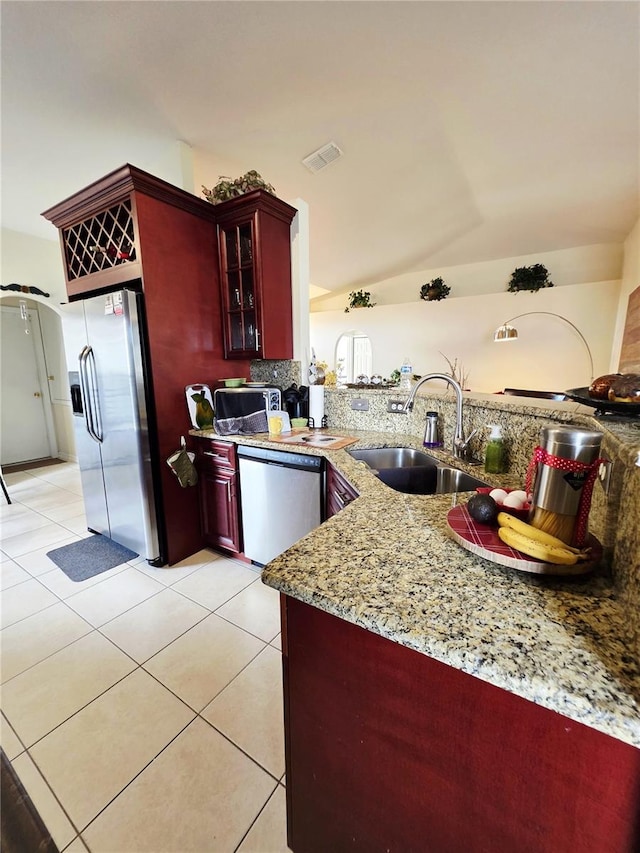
left=237, top=445, right=324, bottom=566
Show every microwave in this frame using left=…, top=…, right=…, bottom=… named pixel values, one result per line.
left=213, top=386, right=282, bottom=420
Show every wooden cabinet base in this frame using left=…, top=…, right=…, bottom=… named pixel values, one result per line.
left=281, top=596, right=640, bottom=853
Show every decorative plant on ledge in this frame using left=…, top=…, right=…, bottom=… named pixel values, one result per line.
left=345, top=290, right=376, bottom=312
left=507, top=263, right=554, bottom=293
left=202, top=170, right=276, bottom=204
left=420, top=277, right=451, bottom=301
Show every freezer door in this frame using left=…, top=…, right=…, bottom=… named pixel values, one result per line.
left=82, top=291, right=159, bottom=560
left=62, top=302, right=109, bottom=536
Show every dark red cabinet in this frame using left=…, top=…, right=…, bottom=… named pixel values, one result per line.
left=325, top=463, right=358, bottom=518
left=216, top=190, right=297, bottom=360
left=42, top=165, right=251, bottom=565
left=194, top=438, right=242, bottom=555
left=281, top=595, right=640, bottom=853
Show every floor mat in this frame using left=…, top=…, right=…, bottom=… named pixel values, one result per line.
left=46, top=535, right=138, bottom=582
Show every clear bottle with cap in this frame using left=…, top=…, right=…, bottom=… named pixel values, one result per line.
left=399, top=357, right=412, bottom=391
left=484, top=425, right=506, bottom=474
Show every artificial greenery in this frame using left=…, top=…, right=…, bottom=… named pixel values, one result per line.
left=202, top=170, right=276, bottom=204
left=420, top=277, right=451, bottom=301
left=507, top=263, right=554, bottom=293
left=345, top=289, right=376, bottom=312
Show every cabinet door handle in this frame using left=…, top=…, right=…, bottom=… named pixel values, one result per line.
left=335, top=489, right=353, bottom=508
left=255, top=329, right=260, bottom=351
left=204, top=451, right=225, bottom=460
left=226, top=480, right=232, bottom=502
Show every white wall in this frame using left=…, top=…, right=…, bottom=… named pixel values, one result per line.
left=310, top=243, right=623, bottom=311
left=310, top=279, right=619, bottom=393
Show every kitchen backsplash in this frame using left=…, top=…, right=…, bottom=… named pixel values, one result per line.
left=251, top=359, right=301, bottom=389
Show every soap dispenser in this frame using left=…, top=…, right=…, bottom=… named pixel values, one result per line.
left=484, top=425, right=506, bottom=474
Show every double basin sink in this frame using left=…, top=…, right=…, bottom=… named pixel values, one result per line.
left=348, top=447, right=489, bottom=495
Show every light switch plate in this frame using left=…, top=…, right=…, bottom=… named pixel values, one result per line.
left=351, top=398, right=369, bottom=411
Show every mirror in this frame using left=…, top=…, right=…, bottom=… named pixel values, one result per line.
left=335, top=331, right=373, bottom=384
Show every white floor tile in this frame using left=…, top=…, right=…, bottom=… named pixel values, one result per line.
left=238, top=784, right=289, bottom=853
left=11, top=752, right=78, bottom=851
left=1, top=522, right=77, bottom=558
left=1, top=600, right=93, bottom=683
left=0, top=507, right=53, bottom=538
left=202, top=645, right=285, bottom=777
left=0, top=558, right=31, bottom=589
left=171, top=558, right=259, bottom=610
left=144, top=612, right=264, bottom=711
left=36, top=561, right=129, bottom=600
left=82, top=718, right=276, bottom=852
left=12, top=536, right=79, bottom=576
left=39, top=499, right=86, bottom=523
left=134, top=548, right=218, bottom=586
left=101, top=587, right=209, bottom=662
left=216, top=578, right=282, bottom=642
left=30, top=668, right=195, bottom=830
left=1, top=578, right=59, bottom=628
left=20, top=486, right=82, bottom=513
left=65, top=567, right=165, bottom=627
left=58, top=513, right=89, bottom=536
left=2, top=631, right=136, bottom=747
left=1, top=712, right=25, bottom=760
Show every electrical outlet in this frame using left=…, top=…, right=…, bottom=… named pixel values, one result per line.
left=351, top=398, right=369, bottom=411
left=387, top=399, right=407, bottom=414
left=597, top=459, right=613, bottom=495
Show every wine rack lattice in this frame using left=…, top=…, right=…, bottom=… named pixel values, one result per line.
left=63, top=199, right=137, bottom=280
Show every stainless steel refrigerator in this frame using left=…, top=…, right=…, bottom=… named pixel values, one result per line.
left=63, top=289, right=162, bottom=564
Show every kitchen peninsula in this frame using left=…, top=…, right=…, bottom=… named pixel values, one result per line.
left=195, top=390, right=640, bottom=851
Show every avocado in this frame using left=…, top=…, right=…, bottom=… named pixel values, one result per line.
left=467, top=493, right=498, bottom=525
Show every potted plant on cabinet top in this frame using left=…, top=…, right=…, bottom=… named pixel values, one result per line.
left=202, top=170, right=276, bottom=204
left=507, top=263, right=554, bottom=293
left=345, top=290, right=376, bottom=312
left=420, top=277, right=451, bottom=301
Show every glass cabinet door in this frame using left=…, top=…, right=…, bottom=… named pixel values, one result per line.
left=220, top=220, right=259, bottom=356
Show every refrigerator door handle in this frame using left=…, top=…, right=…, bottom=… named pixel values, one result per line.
left=78, top=345, right=103, bottom=443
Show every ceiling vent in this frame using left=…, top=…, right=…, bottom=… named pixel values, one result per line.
left=302, top=142, right=343, bottom=173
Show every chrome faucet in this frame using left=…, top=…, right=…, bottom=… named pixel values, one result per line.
left=402, top=373, right=468, bottom=459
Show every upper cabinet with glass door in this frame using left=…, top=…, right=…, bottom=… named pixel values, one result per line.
left=216, top=190, right=297, bottom=360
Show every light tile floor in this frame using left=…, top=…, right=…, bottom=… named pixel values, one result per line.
left=1, top=461, right=289, bottom=852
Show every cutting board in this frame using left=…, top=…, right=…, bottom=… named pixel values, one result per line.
left=446, top=504, right=601, bottom=576
left=266, top=430, right=359, bottom=450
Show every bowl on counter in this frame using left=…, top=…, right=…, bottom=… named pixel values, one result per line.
left=291, top=417, right=308, bottom=428
left=223, top=378, right=246, bottom=388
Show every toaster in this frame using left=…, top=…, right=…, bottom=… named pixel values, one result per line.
left=213, top=386, right=282, bottom=420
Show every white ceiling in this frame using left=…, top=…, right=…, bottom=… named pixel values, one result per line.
left=2, top=1, right=638, bottom=297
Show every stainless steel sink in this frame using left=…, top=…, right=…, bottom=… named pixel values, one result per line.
left=348, top=447, right=489, bottom=495
left=348, top=447, right=436, bottom=469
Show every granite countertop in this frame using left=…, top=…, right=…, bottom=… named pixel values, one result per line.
left=192, top=426, right=640, bottom=748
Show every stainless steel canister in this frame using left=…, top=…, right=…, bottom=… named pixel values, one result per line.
left=529, top=426, right=602, bottom=516
left=423, top=411, right=441, bottom=447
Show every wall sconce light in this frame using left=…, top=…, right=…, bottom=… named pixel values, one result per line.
left=493, top=311, right=594, bottom=381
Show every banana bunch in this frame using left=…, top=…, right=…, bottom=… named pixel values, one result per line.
left=496, top=512, right=590, bottom=565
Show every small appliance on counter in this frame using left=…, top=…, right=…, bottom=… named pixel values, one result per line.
left=213, top=385, right=281, bottom=420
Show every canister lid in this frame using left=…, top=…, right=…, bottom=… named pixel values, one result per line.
left=539, top=426, right=602, bottom=462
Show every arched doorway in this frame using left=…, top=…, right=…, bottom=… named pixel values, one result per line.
left=0, top=296, right=72, bottom=466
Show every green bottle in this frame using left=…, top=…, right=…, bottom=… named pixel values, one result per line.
left=484, top=425, right=506, bottom=474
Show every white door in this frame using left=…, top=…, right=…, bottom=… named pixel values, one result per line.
left=1, top=305, right=56, bottom=464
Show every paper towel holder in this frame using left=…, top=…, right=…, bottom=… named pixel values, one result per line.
left=308, top=414, right=328, bottom=429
